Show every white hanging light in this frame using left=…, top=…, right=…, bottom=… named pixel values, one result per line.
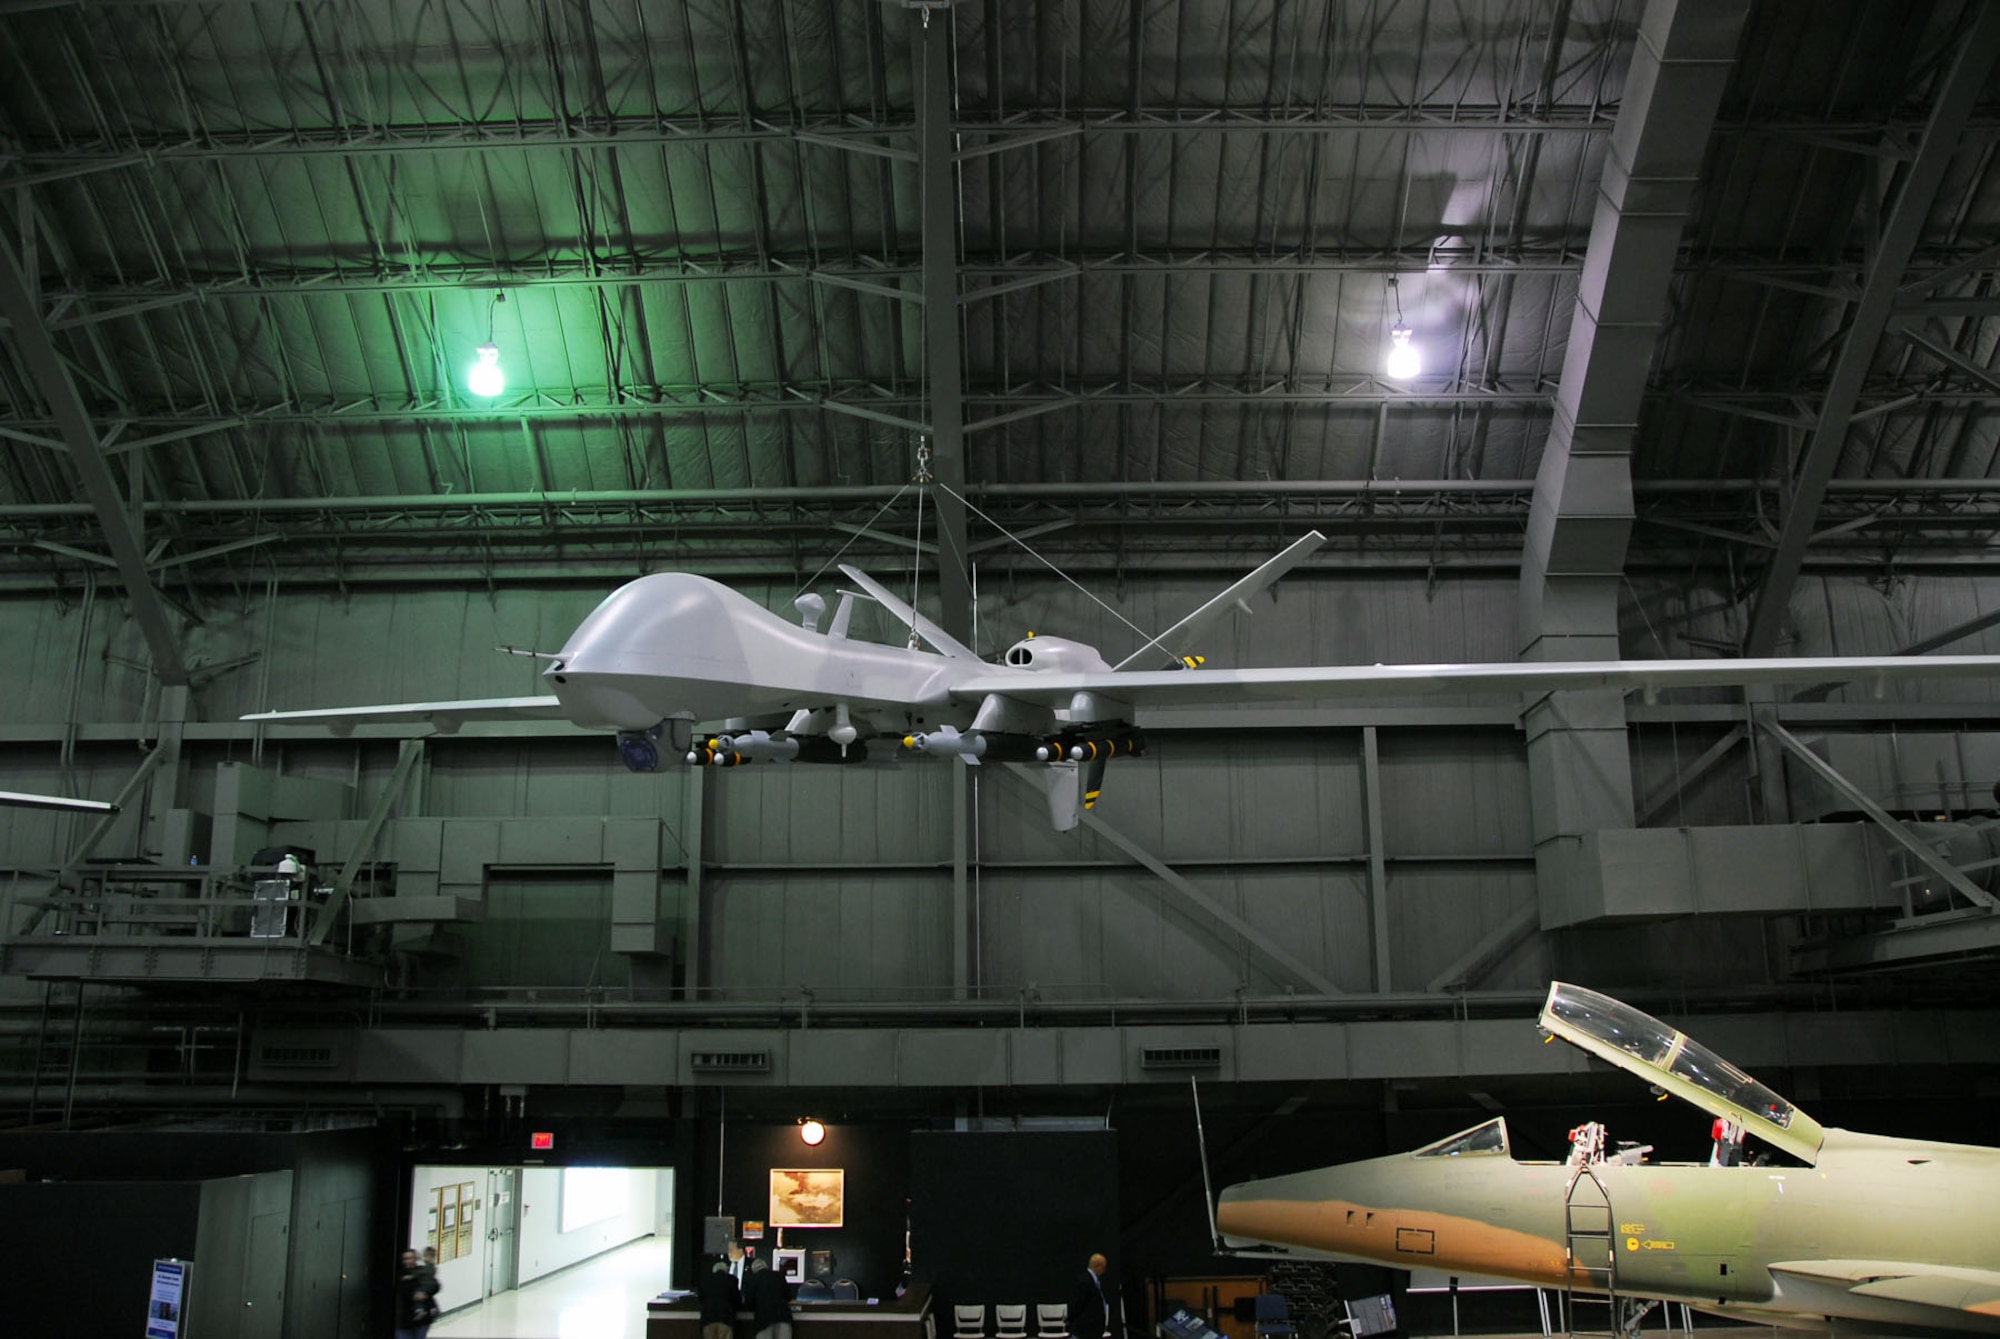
left=799, top=1117, right=827, bottom=1146
left=1385, top=325, right=1420, bottom=380
left=467, top=342, right=506, bottom=397
left=1384, top=276, right=1419, bottom=380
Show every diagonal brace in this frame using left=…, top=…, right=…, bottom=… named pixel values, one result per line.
left=0, top=242, right=187, bottom=683
left=1424, top=902, right=1540, bottom=992
left=1760, top=719, right=1996, bottom=910
left=1036, top=773, right=1341, bottom=995
left=310, top=739, right=424, bottom=944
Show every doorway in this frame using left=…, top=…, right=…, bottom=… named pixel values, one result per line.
left=409, top=1164, right=675, bottom=1327
left=484, top=1168, right=520, bottom=1298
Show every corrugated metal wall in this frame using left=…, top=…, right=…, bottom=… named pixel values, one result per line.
left=5, top=568, right=2000, bottom=1004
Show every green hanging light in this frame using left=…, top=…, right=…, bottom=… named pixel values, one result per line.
left=468, top=291, right=507, bottom=397
left=467, top=342, right=505, bottom=397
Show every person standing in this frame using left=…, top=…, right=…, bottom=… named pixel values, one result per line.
left=1066, top=1253, right=1111, bottom=1339
left=745, top=1254, right=794, bottom=1339
left=701, top=1254, right=743, bottom=1339
left=394, top=1248, right=439, bottom=1339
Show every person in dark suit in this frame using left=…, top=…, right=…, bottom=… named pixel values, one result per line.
left=700, top=1255, right=742, bottom=1339
left=1066, top=1253, right=1111, bottom=1339
left=745, top=1254, right=794, bottom=1339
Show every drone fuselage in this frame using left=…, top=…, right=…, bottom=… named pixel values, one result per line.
left=544, top=572, right=967, bottom=732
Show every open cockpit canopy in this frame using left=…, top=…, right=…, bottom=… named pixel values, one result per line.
left=1539, top=982, right=1825, bottom=1165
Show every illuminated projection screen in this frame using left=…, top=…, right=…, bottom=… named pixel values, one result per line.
left=561, top=1167, right=629, bottom=1232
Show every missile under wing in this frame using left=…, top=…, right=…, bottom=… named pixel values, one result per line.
left=1214, top=982, right=2000, bottom=1337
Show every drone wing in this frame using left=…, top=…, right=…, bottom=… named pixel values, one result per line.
left=0, top=791, right=120, bottom=814
left=1112, top=529, right=1328, bottom=671
left=950, top=654, right=2000, bottom=707
left=243, top=695, right=568, bottom=734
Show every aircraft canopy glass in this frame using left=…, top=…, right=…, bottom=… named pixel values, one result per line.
left=1546, top=985, right=1675, bottom=1066
left=1668, top=1039, right=1795, bottom=1129
left=1414, top=1118, right=1510, bottom=1158
left=1547, top=984, right=1796, bottom=1131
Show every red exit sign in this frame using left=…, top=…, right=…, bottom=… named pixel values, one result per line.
left=530, top=1132, right=555, bottom=1150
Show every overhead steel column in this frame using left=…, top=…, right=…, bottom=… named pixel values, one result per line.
left=952, top=762, right=971, bottom=1000
left=915, top=6, right=974, bottom=644
left=1743, top=10, right=2000, bottom=657
left=680, top=768, right=706, bottom=1001
left=1360, top=727, right=1392, bottom=991
left=0, top=236, right=187, bottom=685
left=1517, top=0, right=1748, bottom=919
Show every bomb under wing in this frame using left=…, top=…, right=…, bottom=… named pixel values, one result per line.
left=1214, top=982, right=2000, bottom=1337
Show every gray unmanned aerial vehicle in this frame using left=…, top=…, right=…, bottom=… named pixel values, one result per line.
left=245, top=533, right=2000, bottom=829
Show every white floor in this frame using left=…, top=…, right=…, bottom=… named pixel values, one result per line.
left=431, top=1236, right=677, bottom=1339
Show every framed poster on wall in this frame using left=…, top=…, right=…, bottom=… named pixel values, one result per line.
left=768, top=1168, right=844, bottom=1227
left=774, top=1247, right=806, bottom=1282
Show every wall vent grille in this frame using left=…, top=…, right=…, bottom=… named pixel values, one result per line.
left=258, top=1045, right=337, bottom=1069
left=691, top=1050, right=771, bottom=1072
left=1141, top=1046, right=1222, bottom=1069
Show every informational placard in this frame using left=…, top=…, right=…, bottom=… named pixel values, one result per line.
left=145, top=1259, right=188, bottom=1339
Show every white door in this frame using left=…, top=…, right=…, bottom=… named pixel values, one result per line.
left=485, top=1168, right=521, bottom=1297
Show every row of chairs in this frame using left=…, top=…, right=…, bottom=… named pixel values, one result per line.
left=797, top=1279, right=863, bottom=1302
left=952, top=1303, right=1073, bottom=1339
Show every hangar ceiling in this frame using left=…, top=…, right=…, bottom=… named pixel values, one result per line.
left=1, top=0, right=1995, bottom=595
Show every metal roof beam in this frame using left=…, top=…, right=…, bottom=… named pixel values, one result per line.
left=0, top=478, right=1536, bottom=517
left=0, top=237, right=186, bottom=685
left=3, top=105, right=1614, bottom=169
left=1743, top=10, right=2000, bottom=657
left=1896, top=326, right=2000, bottom=397
left=37, top=251, right=1587, bottom=307
left=0, top=382, right=1553, bottom=439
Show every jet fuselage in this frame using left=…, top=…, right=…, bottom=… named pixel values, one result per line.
left=1218, top=1125, right=2000, bottom=1334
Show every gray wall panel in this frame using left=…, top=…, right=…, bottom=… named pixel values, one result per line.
left=708, top=765, right=952, bottom=867
left=354, top=1028, right=462, bottom=1083
left=1378, top=730, right=1532, bottom=858
left=1454, top=1017, right=1568, bottom=1078
left=1628, top=725, right=1753, bottom=828
left=706, top=873, right=951, bottom=996
left=1348, top=1019, right=1458, bottom=1078
left=1057, top=1028, right=1121, bottom=1084
left=789, top=1028, right=898, bottom=1085
left=1388, top=869, right=1540, bottom=990
left=570, top=1031, right=678, bottom=1086
left=464, top=1029, right=567, bottom=1084
left=461, top=873, right=621, bottom=988
left=980, top=867, right=1375, bottom=999
left=1938, top=1013, right=2000, bottom=1063
left=1236, top=1023, right=1350, bottom=1082
left=899, top=1030, right=1008, bottom=1086
left=1009, top=1030, right=1061, bottom=1084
